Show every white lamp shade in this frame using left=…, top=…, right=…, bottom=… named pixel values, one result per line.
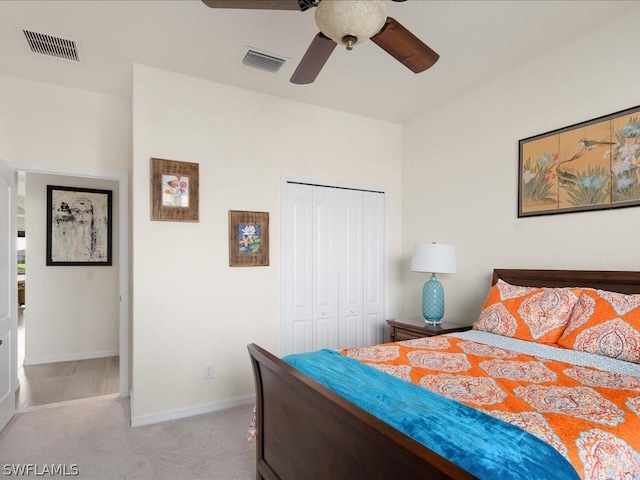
left=315, top=0, right=387, bottom=47
left=411, top=243, right=456, bottom=274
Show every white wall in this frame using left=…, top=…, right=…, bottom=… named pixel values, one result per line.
left=132, top=65, right=403, bottom=422
left=0, top=74, right=131, bottom=365
left=402, top=9, right=640, bottom=323
left=0, top=75, right=131, bottom=173
left=24, top=173, right=119, bottom=364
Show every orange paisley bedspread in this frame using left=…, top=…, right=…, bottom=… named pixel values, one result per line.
left=342, top=336, right=640, bottom=479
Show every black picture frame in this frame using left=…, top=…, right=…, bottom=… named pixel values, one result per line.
left=46, top=185, right=113, bottom=266
left=518, top=104, right=640, bottom=217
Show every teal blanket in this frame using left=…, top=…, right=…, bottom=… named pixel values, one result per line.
left=284, top=349, right=579, bottom=480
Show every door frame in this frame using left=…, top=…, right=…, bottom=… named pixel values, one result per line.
left=0, top=156, right=16, bottom=431
left=11, top=162, right=129, bottom=398
left=280, top=175, right=389, bottom=356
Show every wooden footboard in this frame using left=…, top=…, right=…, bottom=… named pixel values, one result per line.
left=248, top=269, right=640, bottom=479
left=248, top=343, right=476, bottom=480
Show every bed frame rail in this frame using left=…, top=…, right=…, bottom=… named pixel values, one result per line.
left=248, top=343, right=476, bottom=480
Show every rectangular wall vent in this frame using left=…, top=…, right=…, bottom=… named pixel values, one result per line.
left=242, top=48, right=286, bottom=73
left=22, top=29, right=80, bottom=62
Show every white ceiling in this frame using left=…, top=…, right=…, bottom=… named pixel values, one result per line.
left=1, top=0, right=638, bottom=123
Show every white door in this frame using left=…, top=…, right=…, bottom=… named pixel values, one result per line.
left=337, top=188, right=363, bottom=349
left=0, top=158, right=16, bottom=432
left=363, top=191, right=385, bottom=345
left=282, top=181, right=385, bottom=356
left=312, top=186, right=339, bottom=350
left=282, top=183, right=313, bottom=354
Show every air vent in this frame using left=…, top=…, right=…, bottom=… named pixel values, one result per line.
left=242, top=48, right=287, bottom=74
left=22, top=29, right=80, bottom=62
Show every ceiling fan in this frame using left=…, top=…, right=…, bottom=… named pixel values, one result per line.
left=201, top=0, right=439, bottom=84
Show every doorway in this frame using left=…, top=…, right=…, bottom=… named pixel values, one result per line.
left=11, top=165, right=128, bottom=411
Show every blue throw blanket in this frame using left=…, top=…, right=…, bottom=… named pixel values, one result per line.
left=284, top=349, right=579, bottom=480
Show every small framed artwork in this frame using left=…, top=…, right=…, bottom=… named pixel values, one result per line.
left=47, top=185, right=113, bottom=266
left=519, top=104, right=640, bottom=217
left=228, top=210, right=269, bottom=267
left=150, top=157, right=199, bottom=222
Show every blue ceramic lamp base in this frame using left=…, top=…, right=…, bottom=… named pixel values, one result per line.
left=422, top=273, right=445, bottom=324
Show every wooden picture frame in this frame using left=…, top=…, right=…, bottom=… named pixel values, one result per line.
left=150, top=157, right=199, bottom=222
left=518, top=104, right=640, bottom=217
left=228, top=210, right=269, bottom=267
left=46, top=185, right=113, bottom=266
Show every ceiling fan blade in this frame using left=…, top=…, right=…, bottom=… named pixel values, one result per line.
left=201, top=0, right=302, bottom=11
left=371, top=17, right=439, bottom=73
left=290, top=33, right=337, bottom=85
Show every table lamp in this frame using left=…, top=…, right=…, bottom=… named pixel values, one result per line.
left=410, top=243, right=456, bottom=324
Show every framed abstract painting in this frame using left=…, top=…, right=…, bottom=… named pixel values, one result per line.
left=228, top=210, right=269, bottom=267
left=519, top=104, right=640, bottom=217
left=150, top=157, right=199, bottom=222
left=47, top=185, right=113, bottom=266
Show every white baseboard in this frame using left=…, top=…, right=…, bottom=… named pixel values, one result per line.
left=131, top=394, right=255, bottom=427
left=24, top=350, right=119, bottom=366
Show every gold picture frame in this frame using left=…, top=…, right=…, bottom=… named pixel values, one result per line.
left=150, top=158, right=199, bottom=222
left=228, top=210, right=269, bottom=267
left=519, top=104, right=640, bottom=217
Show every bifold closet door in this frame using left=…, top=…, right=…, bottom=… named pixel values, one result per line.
left=282, top=182, right=385, bottom=356
left=314, top=187, right=363, bottom=351
left=363, top=191, right=385, bottom=346
left=282, top=183, right=313, bottom=355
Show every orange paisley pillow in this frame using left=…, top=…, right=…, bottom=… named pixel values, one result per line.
left=473, top=280, right=582, bottom=344
left=557, top=288, right=640, bottom=364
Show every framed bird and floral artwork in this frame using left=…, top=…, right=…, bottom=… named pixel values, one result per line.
left=150, top=157, right=199, bottom=222
left=518, top=104, right=640, bottom=217
left=228, top=210, right=269, bottom=267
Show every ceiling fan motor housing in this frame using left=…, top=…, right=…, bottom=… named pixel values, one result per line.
left=315, top=0, right=387, bottom=48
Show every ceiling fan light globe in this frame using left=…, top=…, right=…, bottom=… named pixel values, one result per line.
left=315, top=0, right=387, bottom=48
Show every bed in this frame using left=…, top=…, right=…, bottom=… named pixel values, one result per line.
left=248, top=269, right=640, bottom=479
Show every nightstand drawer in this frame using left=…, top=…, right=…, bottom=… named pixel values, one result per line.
left=394, top=329, right=425, bottom=341
left=387, top=318, right=471, bottom=342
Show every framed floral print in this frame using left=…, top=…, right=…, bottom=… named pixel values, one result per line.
left=519, top=104, right=640, bottom=217
left=228, top=210, right=269, bottom=267
left=150, top=157, right=199, bottom=222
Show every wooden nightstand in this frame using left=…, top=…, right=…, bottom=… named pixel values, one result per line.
left=387, top=318, right=471, bottom=342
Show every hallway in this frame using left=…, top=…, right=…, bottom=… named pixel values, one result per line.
left=16, top=309, right=119, bottom=409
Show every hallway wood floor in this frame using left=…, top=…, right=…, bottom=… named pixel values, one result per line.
left=16, top=356, right=119, bottom=409
left=16, top=308, right=120, bottom=409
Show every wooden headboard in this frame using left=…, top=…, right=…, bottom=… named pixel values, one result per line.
left=493, top=269, right=640, bottom=295
left=249, top=268, right=640, bottom=480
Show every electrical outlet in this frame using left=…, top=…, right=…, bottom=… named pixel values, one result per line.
left=203, top=364, right=214, bottom=379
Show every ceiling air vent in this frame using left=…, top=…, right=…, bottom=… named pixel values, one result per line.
left=241, top=48, right=287, bottom=74
left=22, top=29, right=80, bottom=62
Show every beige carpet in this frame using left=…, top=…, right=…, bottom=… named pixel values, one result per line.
left=0, top=397, right=255, bottom=479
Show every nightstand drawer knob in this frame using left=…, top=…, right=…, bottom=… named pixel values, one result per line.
left=350, top=309, right=355, bottom=314
left=322, top=312, right=326, bottom=316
